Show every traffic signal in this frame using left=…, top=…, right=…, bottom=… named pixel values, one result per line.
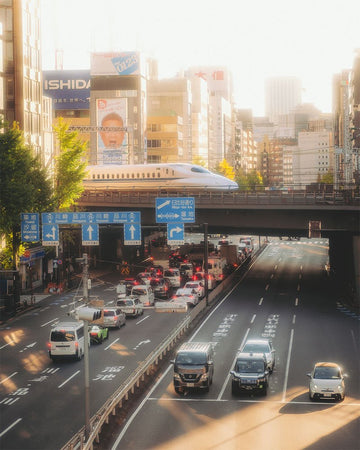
left=70, top=307, right=102, bottom=321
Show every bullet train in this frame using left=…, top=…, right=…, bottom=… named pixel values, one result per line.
left=83, top=163, right=239, bottom=191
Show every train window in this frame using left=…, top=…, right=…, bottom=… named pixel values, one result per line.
left=166, top=169, right=169, bottom=174
left=122, top=174, right=124, bottom=178
left=152, top=173, right=155, bottom=178
left=142, top=173, right=145, bottom=178
left=191, top=166, right=210, bottom=173
left=147, top=173, right=150, bottom=178
left=116, top=174, right=119, bottom=179
left=132, top=174, right=135, bottom=178
left=126, top=174, right=129, bottom=178
left=107, top=174, right=110, bottom=179
left=137, top=173, right=140, bottom=178
left=111, top=174, right=115, bottom=179
left=157, top=173, right=160, bottom=178
left=102, top=174, right=105, bottom=179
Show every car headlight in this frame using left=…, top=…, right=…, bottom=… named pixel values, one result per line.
left=174, top=373, right=181, bottom=380
left=310, top=382, right=318, bottom=391
left=337, top=385, right=344, bottom=391
left=200, top=373, right=208, bottom=381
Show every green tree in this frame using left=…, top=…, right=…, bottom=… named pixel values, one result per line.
left=319, top=171, right=334, bottom=184
left=53, top=118, right=88, bottom=210
left=0, top=121, right=52, bottom=268
left=246, top=170, right=264, bottom=191
left=192, top=156, right=207, bottom=167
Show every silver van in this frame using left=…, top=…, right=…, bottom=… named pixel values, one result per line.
left=171, top=342, right=214, bottom=394
left=47, top=321, right=85, bottom=361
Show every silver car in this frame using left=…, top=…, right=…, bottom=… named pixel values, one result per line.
left=102, top=308, right=126, bottom=328
left=307, top=362, right=346, bottom=401
left=240, top=339, right=275, bottom=373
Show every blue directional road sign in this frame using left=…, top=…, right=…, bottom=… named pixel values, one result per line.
left=167, top=223, right=184, bottom=245
left=82, top=223, right=99, bottom=246
left=42, top=224, right=59, bottom=246
left=124, top=222, right=141, bottom=245
left=41, top=211, right=140, bottom=224
left=155, top=197, right=195, bottom=223
left=21, top=213, right=40, bottom=242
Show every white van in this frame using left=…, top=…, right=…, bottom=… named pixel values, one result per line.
left=207, top=257, right=227, bottom=282
left=131, top=285, right=155, bottom=306
left=47, top=321, right=85, bottom=361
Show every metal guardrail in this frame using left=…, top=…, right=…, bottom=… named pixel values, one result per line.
left=61, top=251, right=262, bottom=450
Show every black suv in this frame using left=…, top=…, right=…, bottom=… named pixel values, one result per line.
left=230, top=352, right=269, bottom=395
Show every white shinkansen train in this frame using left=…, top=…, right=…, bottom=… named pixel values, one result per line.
left=83, top=163, right=238, bottom=191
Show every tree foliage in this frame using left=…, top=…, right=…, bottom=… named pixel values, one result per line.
left=0, top=121, right=53, bottom=267
left=214, top=159, right=235, bottom=180
left=53, top=118, right=88, bottom=210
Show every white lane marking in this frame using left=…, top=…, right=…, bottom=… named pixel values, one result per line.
left=299, top=274, right=302, bottom=280
left=350, top=329, right=359, bottom=353
left=0, top=418, right=22, bottom=438
left=282, top=328, right=294, bottom=403
left=0, top=372, right=18, bottom=384
left=300, top=265, right=303, bottom=271
left=297, top=284, right=301, bottom=292
left=259, top=297, right=263, bottom=306
left=136, top=315, right=150, bottom=325
left=105, top=338, right=120, bottom=350
left=295, top=298, right=299, bottom=306
left=1, top=397, right=19, bottom=405
left=251, top=314, right=256, bottom=324
left=217, top=328, right=251, bottom=401
left=41, top=318, right=59, bottom=327
left=58, top=370, right=80, bottom=388
left=112, top=272, right=251, bottom=449
left=292, top=315, right=296, bottom=324
left=270, top=274, right=274, bottom=279
left=274, top=265, right=278, bottom=270
left=0, top=342, right=15, bottom=350
left=265, top=284, right=270, bottom=291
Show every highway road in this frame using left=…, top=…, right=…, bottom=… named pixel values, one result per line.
left=108, top=239, right=360, bottom=450
left=0, top=271, right=189, bottom=449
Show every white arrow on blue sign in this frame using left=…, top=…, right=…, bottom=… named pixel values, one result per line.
left=42, top=224, right=59, bottom=246
left=167, top=223, right=184, bottom=245
left=155, top=197, right=195, bottom=223
left=21, top=213, right=40, bottom=242
left=124, top=222, right=141, bottom=245
left=82, top=223, right=99, bottom=246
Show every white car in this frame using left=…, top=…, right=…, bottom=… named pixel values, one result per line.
left=193, top=272, right=216, bottom=290
left=307, top=362, right=347, bottom=401
left=136, top=272, right=153, bottom=285
left=240, top=338, right=275, bottom=373
left=184, top=280, right=205, bottom=298
left=172, top=288, right=199, bottom=307
left=163, top=268, right=181, bottom=288
left=116, top=296, right=143, bottom=317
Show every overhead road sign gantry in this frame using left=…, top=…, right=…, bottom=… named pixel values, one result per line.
left=124, top=222, right=141, bottom=245
left=155, top=197, right=195, bottom=223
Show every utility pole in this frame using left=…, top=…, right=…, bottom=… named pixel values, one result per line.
left=203, top=223, right=209, bottom=306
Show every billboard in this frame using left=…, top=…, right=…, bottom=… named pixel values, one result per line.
left=43, top=70, right=90, bottom=110
left=97, top=98, right=128, bottom=164
left=91, top=52, right=142, bottom=76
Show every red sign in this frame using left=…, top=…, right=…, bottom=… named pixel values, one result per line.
left=24, top=250, right=31, bottom=258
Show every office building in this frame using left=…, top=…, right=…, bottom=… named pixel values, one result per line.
left=265, top=76, right=302, bottom=124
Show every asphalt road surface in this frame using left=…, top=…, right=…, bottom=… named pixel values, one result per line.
left=108, top=240, right=360, bottom=450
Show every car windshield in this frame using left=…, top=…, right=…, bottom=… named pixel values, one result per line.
left=186, top=283, right=198, bottom=289
left=118, top=300, right=133, bottom=306
left=313, top=366, right=341, bottom=379
left=176, top=352, right=207, bottom=365
left=104, top=310, right=115, bottom=317
left=236, top=360, right=265, bottom=373
left=132, top=288, right=146, bottom=295
left=243, top=343, right=270, bottom=353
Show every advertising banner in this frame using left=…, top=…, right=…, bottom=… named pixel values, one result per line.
left=91, top=52, right=141, bottom=76
left=97, top=98, right=128, bottom=164
left=43, top=70, right=90, bottom=110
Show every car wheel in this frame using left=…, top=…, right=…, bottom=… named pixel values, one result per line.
left=76, top=349, right=82, bottom=361
left=309, top=393, right=314, bottom=401
left=262, top=386, right=267, bottom=396
left=174, top=387, right=182, bottom=395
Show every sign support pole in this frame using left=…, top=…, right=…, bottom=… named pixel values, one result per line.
left=204, top=223, right=209, bottom=306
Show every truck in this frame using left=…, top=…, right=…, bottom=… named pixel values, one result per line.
left=207, top=257, right=227, bottom=282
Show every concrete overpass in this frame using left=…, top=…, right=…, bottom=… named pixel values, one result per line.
left=76, top=190, right=360, bottom=303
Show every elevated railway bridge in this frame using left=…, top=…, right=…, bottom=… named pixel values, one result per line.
left=75, top=189, right=360, bottom=303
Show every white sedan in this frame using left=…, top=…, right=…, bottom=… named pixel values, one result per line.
left=172, top=288, right=199, bottom=307
left=184, top=280, right=205, bottom=298
left=307, top=362, right=347, bottom=401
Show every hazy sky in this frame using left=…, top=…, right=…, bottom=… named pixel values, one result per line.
left=41, top=0, right=360, bottom=116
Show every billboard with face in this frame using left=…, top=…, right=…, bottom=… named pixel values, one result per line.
left=97, top=98, right=128, bottom=164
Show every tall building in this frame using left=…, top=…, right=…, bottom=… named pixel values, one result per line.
left=0, top=0, right=43, bottom=155
left=147, top=77, right=192, bottom=163
left=265, top=76, right=302, bottom=124
left=89, top=52, right=148, bottom=165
